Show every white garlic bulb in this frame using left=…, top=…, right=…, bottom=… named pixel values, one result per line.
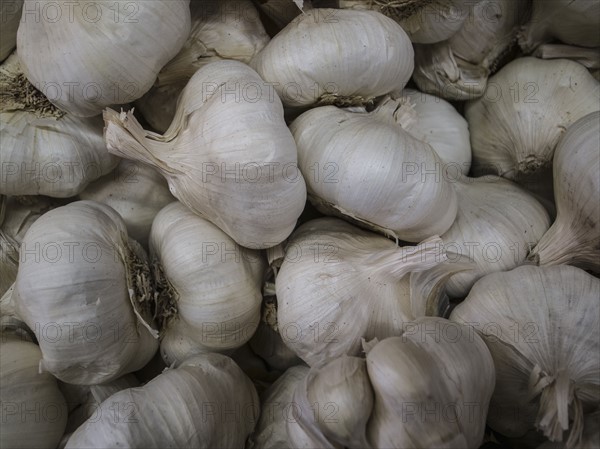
left=290, top=96, right=458, bottom=242
left=401, top=88, right=471, bottom=175
left=292, top=356, right=373, bottom=448
left=14, top=200, right=159, bottom=385
left=17, top=0, right=191, bottom=117
left=0, top=54, right=118, bottom=197
left=248, top=365, right=309, bottom=449
left=79, top=159, right=174, bottom=248
left=520, top=0, right=600, bottom=53
left=65, top=353, right=259, bottom=448
left=441, top=175, right=550, bottom=299
left=1, top=331, right=68, bottom=449
left=0, top=0, right=22, bottom=61
left=528, top=111, right=600, bottom=272
left=136, top=0, right=270, bottom=133
left=450, top=265, right=600, bottom=447
left=251, top=8, right=414, bottom=108
left=105, top=60, right=307, bottom=249
left=338, top=0, right=480, bottom=44
left=413, top=0, right=530, bottom=100
left=365, top=317, right=495, bottom=448
left=150, top=202, right=266, bottom=365
left=466, top=57, right=600, bottom=180
left=276, top=217, right=455, bottom=367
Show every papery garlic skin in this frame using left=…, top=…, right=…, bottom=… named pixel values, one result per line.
left=105, top=60, right=306, bottom=249
left=1, top=333, right=68, bottom=449
left=0, top=0, right=22, bottom=61
left=66, top=353, right=259, bottom=448
left=338, top=0, right=480, bottom=44
left=17, top=0, right=191, bottom=117
left=466, top=58, right=600, bottom=180
left=0, top=54, right=118, bottom=197
left=413, top=0, right=530, bottom=100
left=276, top=218, right=452, bottom=367
left=14, top=201, right=159, bottom=385
left=290, top=97, right=458, bottom=242
left=402, top=88, right=471, bottom=174
left=366, top=317, right=495, bottom=449
left=520, top=0, right=600, bottom=53
left=251, top=8, right=414, bottom=108
left=248, top=365, right=309, bottom=449
left=528, top=111, right=600, bottom=272
left=442, top=175, right=550, bottom=299
left=79, top=159, right=174, bottom=248
left=451, top=265, right=600, bottom=447
left=150, top=202, right=266, bottom=365
left=136, top=0, right=270, bottom=132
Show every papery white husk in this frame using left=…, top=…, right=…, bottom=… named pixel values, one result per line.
left=247, top=365, right=309, bottom=449
left=14, top=200, right=159, bottom=385
left=17, top=0, right=191, bottom=117
left=65, top=353, right=259, bottom=448
left=536, top=412, right=600, bottom=449
left=0, top=0, right=22, bottom=61
left=150, top=202, right=266, bottom=366
left=79, top=159, right=174, bottom=248
left=1, top=331, right=68, bottom=449
left=338, top=0, right=480, bottom=44
left=0, top=54, right=118, bottom=197
left=105, top=60, right=307, bottom=249
left=466, top=57, right=600, bottom=180
left=401, top=88, right=471, bottom=174
left=528, top=111, right=600, bottom=272
left=275, top=217, right=461, bottom=367
left=293, top=356, right=373, bottom=448
left=290, top=96, right=458, bottom=242
left=450, top=265, right=600, bottom=447
left=136, top=0, right=270, bottom=133
left=365, top=317, right=495, bottom=448
left=519, top=0, right=600, bottom=53
left=441, top=175, right=550, bottom=299
left=413, top=0, right=530, bottom=100
left=251, top=8, right=414, bottom=108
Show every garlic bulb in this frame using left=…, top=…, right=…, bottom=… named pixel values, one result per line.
left=338, top=0, right=480, bottom=44
left=365, top=317, right=495, bottom=448
left=79, top=159, right=174, bottom=248
left=466, top=57, right=600, bottom=180
left=441, top=175, right=550, bottom=299
left=276, top=217, right=456, bottom=367
left=528, top=111, right=600, bottom=272
left=450, top=265, right=600, bottom=447
left=65, top=353, right=259, bottom=448
left=251, top=8, right=414, bottom=108
left=17, top=0, right=191, bottom=117
left=14, top=200, right=159, bottom=385
left=0, top=0, right=22, bottom=61
left=401, top=88, right=471, bottom=175
left=150, top=202, right=266, bottom=365
left=248, top=365, right=309, bottom=449
left=105, top=60, right=307, bottom=249
left=413, top=0, right=530, bottom=101
left=292, top=356, right=373, bottom=448
left=1, top=331, right=68, bottom=449
left=519, top=0, right=600, bottom=53
left=0, top=54, right=118, bottom=197
left=136, top=0, right=270, bottom=133
left=290, top=96, right=458, bottom=242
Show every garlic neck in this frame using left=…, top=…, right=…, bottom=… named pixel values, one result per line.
left=372, top=96, right=418, bottom=129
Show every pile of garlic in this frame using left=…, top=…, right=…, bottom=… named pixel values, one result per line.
left=1, top=1, right=599, bottom=448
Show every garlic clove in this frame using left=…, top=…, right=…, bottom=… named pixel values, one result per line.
left=528, top=111, right=600, bottom=272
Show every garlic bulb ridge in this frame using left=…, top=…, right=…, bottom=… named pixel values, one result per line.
left=105, top=60, right=307, bottom=249
left=17, top=0, right=192, bottom=117
left=528, top=111, right=600, bottom=272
